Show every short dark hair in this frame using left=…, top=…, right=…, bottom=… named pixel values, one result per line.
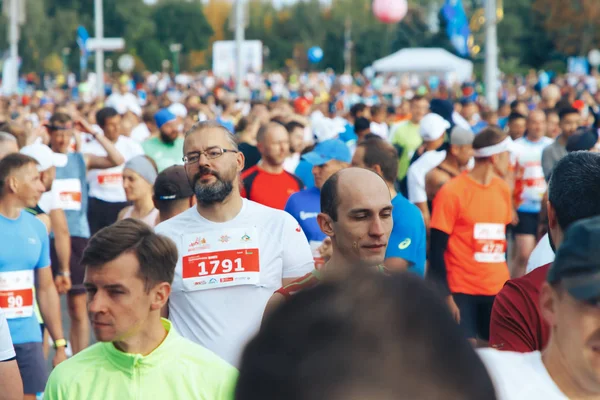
left=411, top=94, right=427, bottom=103
left=0, top=153, right=37, bottom=197
left=545, top=108, right=559, bottom=118
left=510, top=100, right=526, bottom=110
left=285, top=121, right=304, bottom=134
left=558, top=107, right=580, bottom=121
left=95, top=107, right=119, bottom=128
left=237, top=271, right=497, bottom=400
left=370, top=104, right=386, bottom=115
left=472, top=126, right=507, bottom=151
left=357, top=137, right=398, bottom=184
left=320, top=171, right=342, bottom=221
left=548, top=152, right=600, bottom=230
left=507, top=112, right=526, bottom=123
left=81, top=219, right=178, bottom=292
left=349, top=103, right=367, bottom=119
left=354, top=117, right=370, bottom=133
left=49, top=112, right=72, bottom=127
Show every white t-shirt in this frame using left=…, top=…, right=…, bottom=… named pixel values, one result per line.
left=155, top=199, right=314, bottom=366
left=478, top=349, right=568, bottom=400
left=370, top=121, right=389, bottom=140
left=407, top=150, right=447, bottom=204
left=283, top=153, right=301, bottom=175
left=130, top=123, right=151, bottom=143
left=83, top=136, right=144, bottom=203
left=38, top=184, right=60, bottom=214
left=526, top=233, right=555, bottom=274
left=0, top=308, right=15, bottom=361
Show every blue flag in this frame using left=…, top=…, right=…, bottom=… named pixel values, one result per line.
left=77, top=26, right=90, bottom=76
left=442, top=0, right=471, bottom=57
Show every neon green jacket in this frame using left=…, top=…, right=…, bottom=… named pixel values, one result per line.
left=44, top=319, right=238, bottom=400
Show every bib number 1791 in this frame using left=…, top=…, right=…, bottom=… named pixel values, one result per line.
left=197, top=258, right=244, bottom=276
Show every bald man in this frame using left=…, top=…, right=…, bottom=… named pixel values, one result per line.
left=240, top=122, right=304, bottom=209
left=263, top=167, right=393, bottom=320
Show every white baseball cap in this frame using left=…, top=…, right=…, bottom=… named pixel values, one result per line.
left=419, top=113, right=451, bottom=142
left=20, top=143, right=68, bottom=172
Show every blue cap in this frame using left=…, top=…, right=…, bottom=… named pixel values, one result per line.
left=154, top=108, right=177, bottom=129
left=302, top=139, right=351, bottom=166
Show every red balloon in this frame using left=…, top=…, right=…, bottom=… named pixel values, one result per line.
left=373, top=0, right=408, bottom=24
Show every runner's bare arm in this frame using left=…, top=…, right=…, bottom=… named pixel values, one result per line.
left=262, top=292, right=286, bottom=326
left=0, top=360, right=23, bottom=400
left=50, top=209, right=71, bottom=275
left=36, top=267, right=67, bottom=365
left=84, top=132, right=125, bottom=170
left=36, top=213, right=51, bottom=234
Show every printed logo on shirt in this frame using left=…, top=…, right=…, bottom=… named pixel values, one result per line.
left=28, top=237, right=37, bottom=245
left=188, top=237, right=209, bottom=252
left=398, top=238, right=411, bottom=250
left=295, top=225, right=302, bottom=232
left=219, top=235, right=231, bottom=243
left=241, top=233, right=252, bottom=242
left=299, top=211, right=319, bottom=220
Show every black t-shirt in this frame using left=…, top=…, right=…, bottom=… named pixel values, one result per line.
left=239, top=142, right=261, bottom=171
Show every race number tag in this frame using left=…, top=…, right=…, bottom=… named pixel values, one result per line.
left=309, top=241, right=325, bottom=271
left=53, top=179, right=83, bottom=211
left=0, top=270, right=34, bottom=319
left=181, top=228, right=260, bottom=291
left=473, top=223, right=507, bottom=263
left=97, top=172, right=122, bottom=187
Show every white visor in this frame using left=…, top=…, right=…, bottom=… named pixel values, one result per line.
left=473, top=137, right=514, bottom=158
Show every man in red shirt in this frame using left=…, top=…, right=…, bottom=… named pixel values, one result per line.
left=241, top=122, right=303, bottom=209
left=489, top=151, right=600, bottom=352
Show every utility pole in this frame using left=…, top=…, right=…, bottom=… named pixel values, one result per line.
left=484, top=0, right=498, bottom=110
left=94, top=0, right=105, bottom=99
left=5, top=0, right=19, bottom=94
left=234, top=0, right=244, bottom=98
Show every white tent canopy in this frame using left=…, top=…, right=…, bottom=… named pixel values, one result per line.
left=372, top=48, right=474, bottom=83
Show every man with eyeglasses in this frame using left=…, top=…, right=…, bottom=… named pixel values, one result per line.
left=479, top=215, right=600, bottom=400
left=155, top=120, right=314, bottom=367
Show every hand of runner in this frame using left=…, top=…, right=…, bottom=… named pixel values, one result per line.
left=54, top=275, right=72, bottom=294
left=446, top=295, right=461, bottom=324
left=74, top=117, right=94, bottom=134
left=511, top=210, right=519, bottom=226
left=53, top=347, right=68, bottom=367
left=318, top=237, right=333, bottom=263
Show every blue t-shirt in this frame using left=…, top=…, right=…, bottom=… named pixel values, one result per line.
left=284, top=187, right=324, bottom=244
left=294, top=159, right=315, bottom=189
left=386, top=194, right=427, bottom=277
left=54, top=152, right=90, bottom=238
left=0, top=210, right=50, bottom=344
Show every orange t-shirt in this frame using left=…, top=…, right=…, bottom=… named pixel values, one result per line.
left=430, top=172, right=512, bottom=296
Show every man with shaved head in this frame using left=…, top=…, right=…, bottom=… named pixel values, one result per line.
left=240, top=122, right=304, bottom=209
left=263, top=167, right=393, bottom=319
left=155, top=121, right=313, bottom=367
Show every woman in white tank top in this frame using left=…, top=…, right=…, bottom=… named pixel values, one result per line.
left=118, top=155, right=160, bottom=227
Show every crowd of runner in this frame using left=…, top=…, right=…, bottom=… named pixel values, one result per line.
left=1, top=70, right=600, bottom=399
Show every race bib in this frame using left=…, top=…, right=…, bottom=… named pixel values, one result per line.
left=181, top=228, right=260, bottom=291
left=0, top=270, right=34, bottom=319
left=53, top=179, right=82, bottom=211
left=473, top=223, right=507, bottom=263
left=309, top=240, right=325, bottom=270
left=97, top=172, right=122, bottom=186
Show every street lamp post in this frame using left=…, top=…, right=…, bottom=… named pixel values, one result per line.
left=169, top=43, right=182, bottom=75
left=484, top=0, right=499, bottom=110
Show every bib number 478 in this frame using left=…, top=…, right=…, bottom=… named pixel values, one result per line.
left=197, top=258, right=245, bottom=276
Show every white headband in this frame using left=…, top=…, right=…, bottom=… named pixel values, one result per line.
left=473, top=137, right=514, bottom=158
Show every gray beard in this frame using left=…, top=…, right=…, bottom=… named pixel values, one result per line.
left=194, top=178, right=234, bottom=206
